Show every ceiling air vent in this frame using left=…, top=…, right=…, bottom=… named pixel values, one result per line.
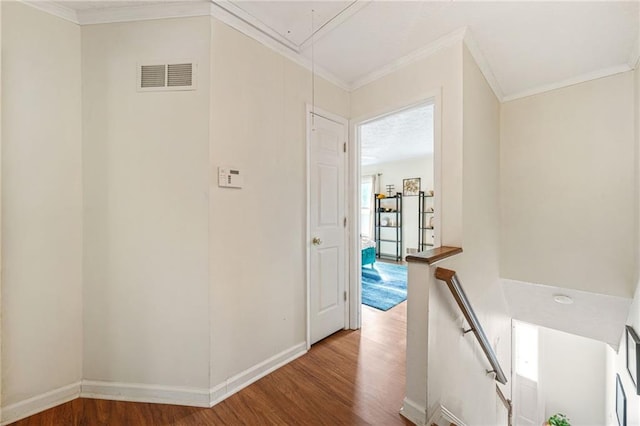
left=138, top=61, right=197, bottom=92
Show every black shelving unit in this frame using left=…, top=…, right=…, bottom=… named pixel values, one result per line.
left=418, top=190, right=435, bottom=251
left=374, top=192, right=402, bottom=261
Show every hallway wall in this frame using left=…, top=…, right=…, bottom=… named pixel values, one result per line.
left=82, top=17, right=212, bottom=393
left=208, top=17, right=350, bottom=394
left=1, top=0, right=83, bottom=414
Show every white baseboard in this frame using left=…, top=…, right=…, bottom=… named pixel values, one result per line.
left=426, top=403, right=467, bottom=426
left=400, top=397, right=428, bottom=426
left=80, top=380, right=210, bottom=407
left=209, top=342, right=307, bottom=406
left=1, top=381, right=81, bottom=425
left=2, top=342, right=307, bottom=423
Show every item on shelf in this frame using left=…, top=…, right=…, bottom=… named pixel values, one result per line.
left=386, top=184, right=395, bottom=197
left=418, top=190, right=435, bottom=250
left=376, top=194, right=386, bottom=199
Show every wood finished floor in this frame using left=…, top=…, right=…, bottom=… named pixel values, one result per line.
left=11, top=302, right=411, bottom=425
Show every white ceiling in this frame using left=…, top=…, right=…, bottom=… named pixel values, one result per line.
left=222, top=0, right=639, bottom=100
left=503, top=278, right=631, bottom=349
left=360, top=103, right=433, bottom=166
left=44, top=0, right=639, bottom=101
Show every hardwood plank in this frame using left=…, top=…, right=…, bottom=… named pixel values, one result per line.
left=9, top=303, right=411, bottom=426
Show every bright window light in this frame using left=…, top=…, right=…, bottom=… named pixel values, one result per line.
left=515, top=321, right=538, bottom=382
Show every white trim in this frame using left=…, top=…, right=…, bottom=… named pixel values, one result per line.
left=76, top=2, right=211, bottom=25
left=209, top=342, right=307, bottom=406
left=348, top=119, right=361, bottom=330
left=462, top=29, right=504, bottom=102
left=400, top=397, right=428, bottom=426
left=306, top=104, right=312, bottom=350
left=350, top=28, right=467, bottom=91
left=426, top=404, right=467, bottom=426
left=20, top=1, right=79, bottom=24
left=80, top=380, right=210, bottom=407
left=1, top=381, right=81, bottom=425
left=502, top=64, right=633, bottom=102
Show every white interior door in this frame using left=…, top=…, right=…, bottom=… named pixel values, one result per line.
left=309, top=111, right=347, bottom=345
left=514, top=374, right=538, bottom=426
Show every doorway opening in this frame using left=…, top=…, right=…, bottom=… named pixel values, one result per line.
left=356, top=101, right=435, bottom=324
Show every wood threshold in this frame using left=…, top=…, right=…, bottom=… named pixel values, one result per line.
left=405, top=246, right=462, bottom=265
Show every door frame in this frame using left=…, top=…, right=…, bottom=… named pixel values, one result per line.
left=348, top=90, right=442, bottom=329
left=305, top=105, right=350, bottom=350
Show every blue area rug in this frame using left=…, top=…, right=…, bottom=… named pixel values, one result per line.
left=362, top=262, right=407, bottom=311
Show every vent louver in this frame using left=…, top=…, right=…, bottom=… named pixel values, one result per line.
left=140, top=65, right=166, bottom=88
left=168, top=63, right=192, bottom=87
left=138, top=61, right=197, bottom=92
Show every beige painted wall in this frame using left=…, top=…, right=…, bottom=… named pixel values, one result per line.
left=208, top=18, right=349, bottom=388
left=500, top=72, right=636, bottom=298
left=82, top=17, right=211, bottom=388
left=1, top=1, right=82, bottom=406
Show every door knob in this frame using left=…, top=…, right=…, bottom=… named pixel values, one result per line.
left=312, top=237, right=322, bottom=246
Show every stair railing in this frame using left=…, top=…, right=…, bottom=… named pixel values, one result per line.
left=435, top=267, right=508, bottom=385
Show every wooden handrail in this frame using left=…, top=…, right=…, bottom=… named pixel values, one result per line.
left=435, top=267, right=508, bottom=385
left=405, top=246, right=463, bottom=265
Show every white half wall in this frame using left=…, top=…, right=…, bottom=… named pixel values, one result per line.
left=500, top=72, right=636, bottom=298
left=1, top=0, right=82, bottom=416
left=81, top=17, right=211, bottom=390
left=208, top=17, right=349, bottom=389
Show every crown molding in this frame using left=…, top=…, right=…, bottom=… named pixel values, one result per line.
left=77, top=1, right=211, bottom=25
left=21, top=1, right=79, bottom=24
left=298, top=1, right=371, bottom=50
left=350, top=27, right=467, bottom=91
left=210, top=1, right=299, bottom=52
left=209, top=2, right=351, bottom=91
left=463, top=29, right=504, bottom=102
left=502, top=64, right=633, bottom=102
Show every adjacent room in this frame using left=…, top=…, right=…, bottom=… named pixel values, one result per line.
left=358, top=102, right=435, bottom=314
